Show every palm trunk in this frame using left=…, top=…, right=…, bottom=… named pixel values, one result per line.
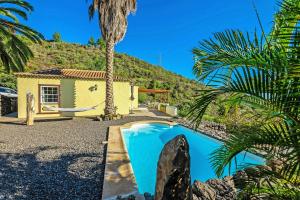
left=104, top=38, right=115, bottom=116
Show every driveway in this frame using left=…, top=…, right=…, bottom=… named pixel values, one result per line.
left=0, top=116, right=165, bottom=200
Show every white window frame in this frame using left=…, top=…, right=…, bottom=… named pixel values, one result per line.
left=40, top=85, right=60, bottom=104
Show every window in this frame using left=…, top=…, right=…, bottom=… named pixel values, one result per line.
left=40, top=86, right=59, bottom=103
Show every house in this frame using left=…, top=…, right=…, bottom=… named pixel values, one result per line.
left=15, top=68, right=138, bottom=119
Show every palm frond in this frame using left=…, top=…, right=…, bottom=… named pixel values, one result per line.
left=192, top=30, right=289, bottom=83
left=88, top=0, right=136, bottom=43
left=188, top=64, right=300, bottom=184
left=0, top=0, right=33, bottom=12
left=0, top=7, right=28, bottom=20
left=272, top=0, right=300, bottom=58
left=0, top=0, right=43, bottom=72
left=188, top=65, right=300, bottom=125
left=87, top=0, right=99, bottom=20
left=272, top=0, right=300, bottom=40
left=236, top=165, right=300, bottom=199
left=210, top=121, right=300, bottom=182
left=190, top=0, right=300, bottom=197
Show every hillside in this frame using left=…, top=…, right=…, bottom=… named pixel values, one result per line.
left=27, top=41, right=204, bottom=115
left=14, top=41, right=204, bottom=115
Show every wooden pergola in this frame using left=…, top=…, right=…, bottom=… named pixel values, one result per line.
left=138, top=88, right=170, bottom=103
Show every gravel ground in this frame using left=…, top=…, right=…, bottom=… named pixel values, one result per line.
left=0, top=116, right=166, bottom=200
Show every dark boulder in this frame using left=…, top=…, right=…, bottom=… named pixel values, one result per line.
left=155, top=135, right=192, bottom=200
left=266, top=159, right=283, bottom=172
left=191, top=177, right=236, bottom=200
left=144, top=192, right=154, bottom=200
left=192, top=180, right=216, bottom=200
left=205, top=176, right=236, bottom=200
left=233, top=170, right=248, bottom=189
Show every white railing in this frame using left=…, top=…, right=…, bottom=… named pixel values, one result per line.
left=157, top=103, right=178, bottom=117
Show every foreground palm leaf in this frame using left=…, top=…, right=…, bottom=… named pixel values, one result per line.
left=88, top=0, right=136, bottom=116
left=189, top=0, right=300, bottom=197
left=272, top=0, right=300, bottom=48
left=272, top=0, right=300, bottom=79
left=0, top=0, right=43, bottom=72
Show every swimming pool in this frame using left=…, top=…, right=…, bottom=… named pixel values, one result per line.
left=122, top=123, right=264, bottom=194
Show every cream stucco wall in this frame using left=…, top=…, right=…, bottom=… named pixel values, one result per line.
left=73, top=80, right=106, bottom=117
left=17, top=77, right=138, bottom=118
left=74, top=81, right=136, bottom=116
left=133, top=86, right=139, bottom=109
left=17, top=78, right=63, bottom=118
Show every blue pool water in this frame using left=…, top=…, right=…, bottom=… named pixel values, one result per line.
left=122, top=123, right=264, bottom=194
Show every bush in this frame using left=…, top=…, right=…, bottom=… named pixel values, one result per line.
left=138, top=93, right=148, bottom=103
left=0, top=73, right=17, bottom=89
left=53, top=32, right=62, bottom=42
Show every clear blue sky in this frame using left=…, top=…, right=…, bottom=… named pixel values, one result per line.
left=25, top=0, right=278, bottom=79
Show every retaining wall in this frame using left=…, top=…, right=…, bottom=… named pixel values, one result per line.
left=0, top=95, right=17, bottom=116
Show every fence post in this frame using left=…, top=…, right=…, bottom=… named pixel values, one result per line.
left=26, top=92, right=35, bottom=126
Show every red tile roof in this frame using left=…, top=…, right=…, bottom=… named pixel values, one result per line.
left=15, top=68, right=128, bottom=82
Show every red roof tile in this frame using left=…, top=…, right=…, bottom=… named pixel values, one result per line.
left=15, top=68, right=128, bottom=82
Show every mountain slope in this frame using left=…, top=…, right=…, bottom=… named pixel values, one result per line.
left=27, top=41, right=203, bottom=115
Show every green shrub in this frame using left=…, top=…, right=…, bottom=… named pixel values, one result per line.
left=138, top=93, right=148, bottom=103
left=0, top=73, right=17, bottom=89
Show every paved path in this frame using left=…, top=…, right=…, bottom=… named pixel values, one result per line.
left=0, top=116, right=167, bottom=200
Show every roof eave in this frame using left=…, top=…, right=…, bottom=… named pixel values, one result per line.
left=14, top=73, right=129, bottom=82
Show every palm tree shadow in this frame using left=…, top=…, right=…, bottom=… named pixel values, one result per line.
left=0, top=146, right=105, bottom=200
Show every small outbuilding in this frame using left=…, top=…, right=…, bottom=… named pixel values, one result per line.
left=15, top=68, right=138, bottom=119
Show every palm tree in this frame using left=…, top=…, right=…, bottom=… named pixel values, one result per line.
left=88, top=0, right=137, bottom=116
left=0, top=0, right=43, bottom=72
left=188, top=1, right=299, bottom=198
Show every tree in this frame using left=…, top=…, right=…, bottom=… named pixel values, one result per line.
left=88, top=0, right=137, bottom=116
left=88, top=36, right=96, bottom=46
left=188, top=1, right=300, bottom=198
left=138, top=93, right=147, bottom=103
left=97, top=37, right=106, bottom=50
left=149, top=79, right=157, bottom=89
left=0, top=0, right=43, bottom=72
left=53, top=32, right=62, bottom=42
left=0, top=73, right=16, bottom=89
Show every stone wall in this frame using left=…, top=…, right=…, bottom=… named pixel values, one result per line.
left=175, top=118, right=228, bottom=141
left=0, top=95, right=17, bottom=116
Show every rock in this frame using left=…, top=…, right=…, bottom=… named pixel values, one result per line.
left=233, top=165, right=272, bottom=190
left=267, top=159, right=283, bottom=172
left=233, top=170, right=248, bottom=188
left=155, top=135, right=192, bottom=200
left=206, top=176, right=236, bottom=200
left=144, top=192, right=154, bottom=200
left=116, top=194, right=135, bottom=200
left=174, top=118, right=228, bottom=141
left=243, top=165, right=271, bottom=180
left=191, top=177, right=236, bottom=200
left=192, top=181, right=216, bottom=200
left=95, top=116, right=103, bottom=121
left=0, top=95, right=17, bottom=116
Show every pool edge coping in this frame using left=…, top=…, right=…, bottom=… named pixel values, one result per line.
left=102, top=120, right=176, bottom=200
